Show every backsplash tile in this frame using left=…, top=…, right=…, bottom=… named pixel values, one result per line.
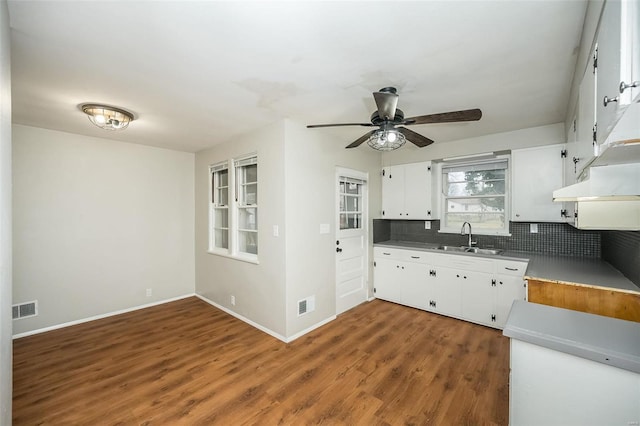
left=602, top=231, right=640, bottom=286
left=374, top=220, right=601, bottom=258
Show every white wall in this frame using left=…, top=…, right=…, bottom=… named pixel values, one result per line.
left=12, top=125, right=195, bottom=335
left=0, top=0, right=12, bottom=421
left=382, top=123, right=565, bottom=166
left=194, top=121, right=288, bottom=338
left=283, top=120, right=381, bottom=337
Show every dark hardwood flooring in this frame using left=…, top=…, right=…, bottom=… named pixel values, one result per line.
left=13, top=297, right=509, bottom=425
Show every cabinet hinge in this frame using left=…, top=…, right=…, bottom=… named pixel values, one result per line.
left=491, top=314, right=496, bottom=322
left=429, top=270, right=436, bottom=277
left=373, top=261, right=376, bottom=267
left=593, top=46, right=598, bottom=73
left=561, top=209, right=568, bottom=218
left=382, top=169, right=385, bottom=177
left=427, top=166, right=431, bottom=171
left=560, top=149, right=567, bottom=158
left=592, top=123, right=597, bottom=145
left=491, top=279, right=496, bottom=287
left=382, top=210, right=385, bottom=216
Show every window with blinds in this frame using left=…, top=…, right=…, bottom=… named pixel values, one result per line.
left=441, top=158, right=509, bottom=233
left=235, top=156, right=258, bottom=256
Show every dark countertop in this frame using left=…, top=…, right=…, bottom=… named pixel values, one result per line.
left=373, top=240, right=640, bottom=293
left=504, top=300, right=640, bottom=374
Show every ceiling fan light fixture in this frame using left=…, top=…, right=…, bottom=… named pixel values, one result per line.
left=366, top=129, right=406, bottom=151
left=80, top=103, right=134, bottom=131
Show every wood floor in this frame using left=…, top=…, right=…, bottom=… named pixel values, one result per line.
left=13, top=297, right=510, bottom=425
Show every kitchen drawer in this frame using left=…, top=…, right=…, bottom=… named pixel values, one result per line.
left=373, top=247, right=430, bottom=264
left=430, top=252, right=494, bottom=273
left=495, top=260, right=528, bottom=277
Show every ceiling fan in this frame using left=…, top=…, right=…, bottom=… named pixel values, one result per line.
left=307, top=87, right=482, bottom=151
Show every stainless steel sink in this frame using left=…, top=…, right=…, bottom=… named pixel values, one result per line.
left=464, top=247, right=503, bottom=255
left=439, top=245, right=468, bottom=252
left=437, top=245, right=503, bottom=255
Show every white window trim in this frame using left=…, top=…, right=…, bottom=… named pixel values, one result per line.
left=437, top=155, right=512, bottom=236
left=207, top=153, right=259, bottom=264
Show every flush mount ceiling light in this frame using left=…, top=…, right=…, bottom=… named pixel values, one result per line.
left=80, top=103, right=134, bottom=131
left=366, top=128, right=407, bottom=151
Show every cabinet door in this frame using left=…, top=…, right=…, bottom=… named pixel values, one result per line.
left=511, top=144, right=565, bottom=222
left=403, top=162, right=432, bottom=219
left=596, top=0, right=623, bottom=143
left=374, top=258, right=403, bottom=304
left=402, top=262, right=429, bottom=310
left=381, top=166, right=405, bottom=218
left=495, top=275, right=526, bottom=328
left=576, top=58, right=597, bottom=172
left=629, top=0, right=640, bottom=103
left=461, top=271, right=496, bottom=327
left=427, top=267, right=462, bottom=317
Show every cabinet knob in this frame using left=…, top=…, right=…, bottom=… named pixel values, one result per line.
left=619, top=80, right=639, bottom=93
left=603, top=95, right=619, bottom=107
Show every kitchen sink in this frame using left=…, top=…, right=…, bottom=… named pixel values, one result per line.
left=437, top=245, right=503, bottom=255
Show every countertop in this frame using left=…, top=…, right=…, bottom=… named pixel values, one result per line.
left=374, top=240, right=640, bottom=293
left=504, top=300, right=640, bottom=374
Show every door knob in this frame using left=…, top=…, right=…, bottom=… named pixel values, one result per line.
left=336, top=247, right=342, bottom=253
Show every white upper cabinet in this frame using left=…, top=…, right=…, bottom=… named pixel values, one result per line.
left=381, top=162, right=433, bottom=219
left=576, top=59, right=597, bottom=173
left=511, top=144, right=566, bottom=222
left=595, top=0, right=640, bottom=145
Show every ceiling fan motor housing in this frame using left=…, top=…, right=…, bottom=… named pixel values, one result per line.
left=370, top=109, right=404, bottom=126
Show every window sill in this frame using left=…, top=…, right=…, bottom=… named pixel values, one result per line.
left=438, top=229, right=512, bottom=237
left=207, top=250, right=260, bottom=265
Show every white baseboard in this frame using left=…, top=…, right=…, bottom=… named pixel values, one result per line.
left=195, top=294, right=336, bottom=343
left=12, top=293, right=195, bottom=339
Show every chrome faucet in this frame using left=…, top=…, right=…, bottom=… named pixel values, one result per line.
left=461, top=222, right=476, bottom=247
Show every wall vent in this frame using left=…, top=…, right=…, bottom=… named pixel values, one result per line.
left=297, top=295, right=315, bottom=317
left=12, top=301, right=38, bottom=320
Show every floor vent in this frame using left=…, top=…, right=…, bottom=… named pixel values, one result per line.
left=297, top=295, right=315, bottom=317
left=12, top=301, right=38, bottom=320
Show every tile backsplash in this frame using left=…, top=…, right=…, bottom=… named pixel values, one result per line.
left=373, top=220, right=601, bottom=258
left=602, top=231, right=640, bottom=286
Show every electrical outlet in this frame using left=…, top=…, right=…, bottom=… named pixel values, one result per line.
left=146, top=288, right=152, bottom=297
left=530, top=223, right=539, bottom=233
left=231, top=295, right=236, bottom=306
left=424, top=221, right=431, bottom=230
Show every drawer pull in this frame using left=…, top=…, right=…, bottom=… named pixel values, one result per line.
left=383, top=252, right=391, bottom=255
left=505, top=267, right=519, bottom=271
left=410, top=256, right=420, bottom=259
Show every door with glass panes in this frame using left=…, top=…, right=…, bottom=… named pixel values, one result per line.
left=335, top=168, right=368, bottom=315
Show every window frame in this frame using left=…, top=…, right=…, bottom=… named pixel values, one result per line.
left=438, top=155, right=511, bottom=236
left=208, top=153, right=259, bottom=263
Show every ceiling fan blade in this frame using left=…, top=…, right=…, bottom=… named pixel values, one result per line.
left=307, top=122, right=375, bottom=128
left=346, top=130, right=377, bottom=149
left=397, top=127, right=434, bottom=148
left=405, top=108, right=482, bottom=125
left=373, top=91, right=399, bottom=121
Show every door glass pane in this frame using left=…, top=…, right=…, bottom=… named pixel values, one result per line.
left=345, top=182, right=361, bottom=195
left=346, top=195, right=359, bottom=212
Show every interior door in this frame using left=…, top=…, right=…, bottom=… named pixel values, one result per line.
left=336, top=169, right=368, bottom=315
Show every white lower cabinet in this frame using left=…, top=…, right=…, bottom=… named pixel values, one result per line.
left=373, top=247, right=528, bottom=329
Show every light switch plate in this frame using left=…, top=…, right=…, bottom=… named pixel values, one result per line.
left=320, top=223, right=330, bottom=234
left=424, top=221, right=431, bottom=230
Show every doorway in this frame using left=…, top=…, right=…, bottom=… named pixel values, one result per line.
left=335, top=168, right=368, bottom=315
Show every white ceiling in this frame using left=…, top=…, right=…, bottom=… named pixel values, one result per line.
left=8, top=1, right=587, bottom=153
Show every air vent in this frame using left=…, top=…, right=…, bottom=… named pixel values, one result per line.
left=297, top=295, right=315, bottom=317
left=12, top=301, right=38, bottom=320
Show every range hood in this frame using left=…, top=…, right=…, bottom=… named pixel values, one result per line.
left=553, top=162, right=640, bottom=230
left=553, top=162, right=640, bottom=202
